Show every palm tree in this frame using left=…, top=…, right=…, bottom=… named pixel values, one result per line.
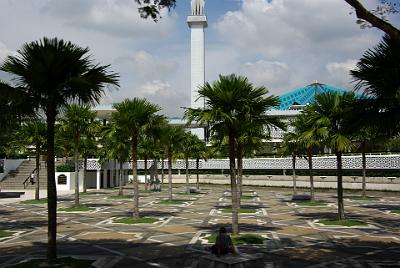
left=296, top=112, right=326, bottom=201
left=307, top=92, right=356, bottom=220
left=80, top=122, right=101, bottom=193
left=161, top=125, right=186, bottom=201
left=281, top=131, right=303, bottom=197
left=13, top=118, right=47, bottom=200
left=185, top=74, right=274, bottom=235
left=351, top=35, right=400, bottom=136
left=189, top=136, right=208, bottom=191
left=0, top=37, right=119, bottom=263
left=101, top=123, right=130, bottom=196
left=112, top=98, right=160, bottom=218
left=59, top=104, right=97, bottom=207
left=181, top=132, right=201, bottom=193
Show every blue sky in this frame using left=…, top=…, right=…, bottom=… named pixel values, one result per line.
left=0, top=0, right=397, bottom=116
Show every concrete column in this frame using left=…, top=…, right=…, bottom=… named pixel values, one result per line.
left=96, top=170, right=101, bottom=190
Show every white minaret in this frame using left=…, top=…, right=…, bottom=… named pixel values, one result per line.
left=188, top=0, right=207, bottom=109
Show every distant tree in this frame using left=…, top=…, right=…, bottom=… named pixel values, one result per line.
left=307, top=92, right=357, bottom=220
left=135, top=0, right=176, bottom=21
left=13, top=118, right=47, bottom=200
left=59, top=104, right=97, bottom=207
left=112, top=98, right=161, bottom=218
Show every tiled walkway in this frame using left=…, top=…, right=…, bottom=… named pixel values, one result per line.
left=0, top=185, right=399, bottom=267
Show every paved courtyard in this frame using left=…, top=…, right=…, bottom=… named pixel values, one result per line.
left=0, top=185, right=399, bottom=267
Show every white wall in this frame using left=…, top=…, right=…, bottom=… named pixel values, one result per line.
left=55, top=172, right=84, bottom=191
left=0, top=159, right=26, bottom=180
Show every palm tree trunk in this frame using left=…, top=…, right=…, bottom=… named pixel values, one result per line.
left=168, top=149, right=173, bottom=201
left=308, top=150, right=315, bottom=201
left=144, top=156, right=148, bottom=191
left=185, top=155, right=190, bottom=193
left=337, top=152, right=345, bottom=220
left=154, top=159, right=159, bottom=191
left=74, top=141, right=80, bottom=208
left=35, top=145, right=40, bottom=200
left=83, top=157, right=87, bottom=193
left=292, top=153, right=297, bottom=196
left=361, top=145, right=367, bottom=198
left=196, top=158, right=200, bottom=190
left=46, top=109, right=57, bottom=264
left=119, top=161, right=123, bottom=196
left=228, top=128, right=239, bottom=235
left=237, top=142, right=243, bottom=208
left=132, top=134, right=139, bottom=218
left=161, top=157, right=165, bottom=186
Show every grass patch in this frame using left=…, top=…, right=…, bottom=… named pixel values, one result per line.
left=10, top=257, right=94, bottom=268
left=113, top=217, right=159, bottom=224
left=241, top=195, right=256, bottom=200
left=108, top=195, right=132, bottom=199
left=0, top=230, right=15, bottom=239
left=295, top=201, right=327, bottom=206
left=351, top=197, right=379, bottom=201
left=175, top=192, right=201, bottom=196
left=58, top=207, right=95, bottom=212
left=318, top=219, right=368, bottom=227
left=158, top=200, right=186, bottom=205
left=140, top=190, right=155, bottom=193
left=206, top=233, right=264, bottom=245
left=220, top=208, right=257, bottom=214
left=20, top=199, right=47, bottom=205
left=392, top=209, right=400, bottom=214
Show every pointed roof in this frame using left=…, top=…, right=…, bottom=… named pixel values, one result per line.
left=277, top=82, right=355, bottom=110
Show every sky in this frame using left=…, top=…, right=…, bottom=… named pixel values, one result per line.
left=0, top=0, right=399, bottom=117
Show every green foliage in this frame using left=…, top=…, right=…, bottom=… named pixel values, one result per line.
left=9, top=257, right=94, bottom=268
left=318, top=219, right=368, bottom=226
left=56, top=164, right=75, bottom=172
left=20, top=199, right=47, bottom=205
left=58, top=207, right=95, bottom=212
left=0, top=230, right=15, bottom=238
left=108, top=195, right=133, bottom=199
left=135, top=0, right=176, bottom=21
left=113, top=217, right=159, bottom=224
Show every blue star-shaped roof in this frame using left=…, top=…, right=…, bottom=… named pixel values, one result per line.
left=277, top=82, right=358, bottom=110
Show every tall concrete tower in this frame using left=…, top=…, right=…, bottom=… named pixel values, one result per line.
left=188, top=0, right=207, bottom=109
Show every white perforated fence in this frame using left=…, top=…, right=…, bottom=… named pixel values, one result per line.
left=93, top=155, right=400, bottom=171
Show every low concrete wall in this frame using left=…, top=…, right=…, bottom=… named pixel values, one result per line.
left=162, top=174, right=400, bottom=191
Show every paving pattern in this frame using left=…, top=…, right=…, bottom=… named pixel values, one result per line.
left=0, top=185, right=399, bottom=267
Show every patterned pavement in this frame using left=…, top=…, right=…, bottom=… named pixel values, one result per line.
left=0, top=185, right=399, bottom=267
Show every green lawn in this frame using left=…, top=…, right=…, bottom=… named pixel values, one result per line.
left=206, top=233, right=264, bottom=245
left=9, top=257, right=94, bottom=268
left=351, top=197, right=379, bottom=201
left=0, top=230, right=15, bottom=239
left=108, top=195, right=133, bottom=199
left=20, top=199, right=47, bottom=205
left=241, top=195, right=256, bottom=200
left=392, top=209, right=400, bottom=214
left=318, top=219, right=368, bottom=227
left=58, top=207, right=96, bottom=212
left=295, top=201, right=327, bottom=206
left=158, top=200, right=186, bottom=205
left=140, top=190, right=155, bottom=193
left=113, top=217, right=159, bottom=224
left=220, top=208, right=257, bottom=214
left=175, top=192, right=201, bottom=196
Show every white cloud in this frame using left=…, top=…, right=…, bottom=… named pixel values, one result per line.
left=137, top=80, right=171, bottom=97
left=325, top=59, right=358, bottom=88
left=213, top=0, right=383, bottom=93
left=0, top=42, right=13, bottom=62
left=41, top=0, right=177, bottom=38
left=240, top=60, right=289, bottom=89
